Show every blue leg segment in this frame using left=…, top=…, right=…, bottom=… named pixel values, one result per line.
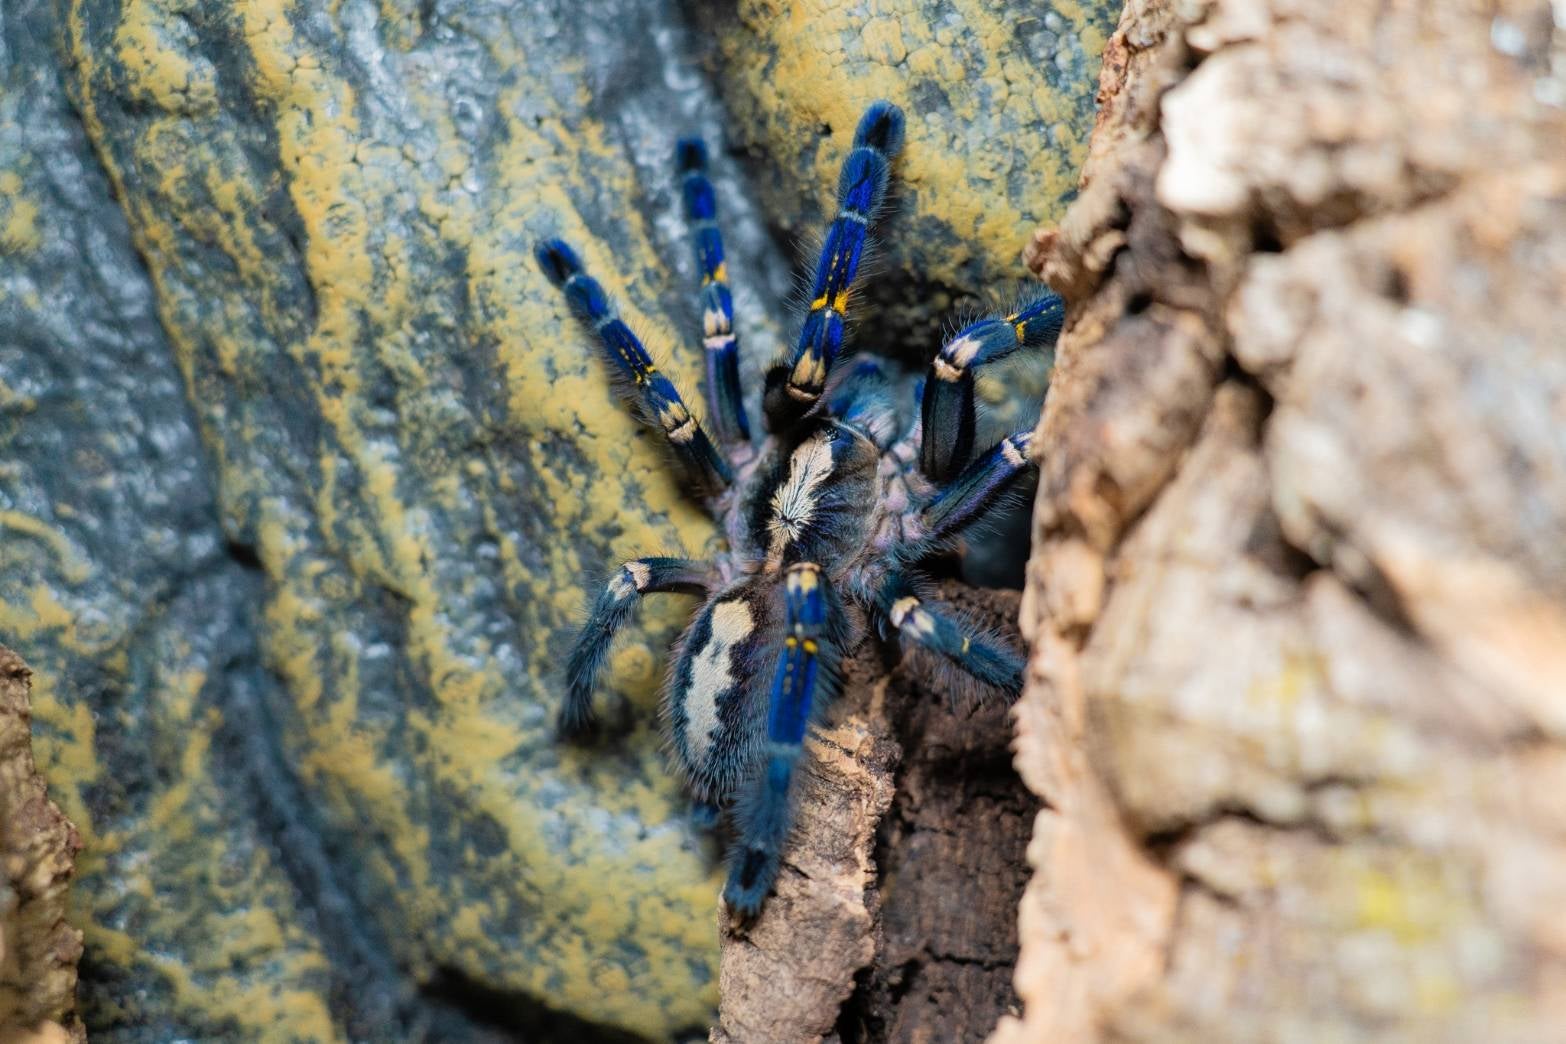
left=562, top=557, right=709, bottom=734
left=535, top=239, right=732, bottom=495
left=677, top=140, right=751, bottom=444
left=920, top=290, right=1065, bottom=481
left=724, top=562, right=834, bottom=917
left=764, top=102, right=905, bottom=432
left=918, top=430, right=1035, bottom=550
left=876, top=573, right=1024, bottom=696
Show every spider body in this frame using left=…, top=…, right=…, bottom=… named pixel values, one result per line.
left=536, top=102, right=1063, bottom=916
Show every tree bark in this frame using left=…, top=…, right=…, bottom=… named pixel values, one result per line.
left=714, top=587, right=1035, bottom=1044
left=1003, top=1, right=1566, bottom=1041
left=0, top=647, right=83, bottom=1043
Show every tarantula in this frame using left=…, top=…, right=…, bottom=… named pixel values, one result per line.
left=535, top=101, right=1063, bottom=917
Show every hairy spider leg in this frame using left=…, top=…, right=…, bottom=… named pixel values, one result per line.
left=561, top=557, right=710, bottom=734
left=919, top=289, right=1065, bottom=482
left=676, top=139, right=751, bottom=444
left=763, top=101, right=906, bottom=432
left=915, top=429, right=1036, bottom=554
left=875, top=573, right=1024, bottom=694
left=725, top=562, right=836, bottom=916
left=534, top=239, right=732, bottom=495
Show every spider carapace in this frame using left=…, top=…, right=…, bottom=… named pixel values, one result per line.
left=535, top=101, right=1063, bottom=917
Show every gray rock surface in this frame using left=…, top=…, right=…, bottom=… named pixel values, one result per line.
left=0, top=0, right=1115, bottom=1037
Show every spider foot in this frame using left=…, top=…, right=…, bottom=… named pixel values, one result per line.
left=722, top=844, right=777, bottom=923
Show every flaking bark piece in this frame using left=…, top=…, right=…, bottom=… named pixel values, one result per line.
left=1003, top=0, right=1566, bottom=1040
left=715, top=586, right=1036, bottom=1043
left=0, top=646, right=84, bottom=1043
left=713, top=669, right=898, bottom=1044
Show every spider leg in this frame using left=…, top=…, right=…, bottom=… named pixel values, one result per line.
left=562, top=556, right=710, bottom=735
left=534, top=239, right=732, bottom=496
left=724, top=562, right=836, bottom=917
left=676, top=140, right=750, bottom=445
left=875, top=572, right=1024, bottom=695
left=763, top=102, right=905, bottom=432
left=919, top=289, right=1064, bottom=482
left=915, top=429, right=1035, bottom=553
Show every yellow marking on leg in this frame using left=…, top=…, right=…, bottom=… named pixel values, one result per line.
left=787, top=563, right=821, bottom=594
left=658, top=402, right=697, bottom=444
left=791, top=351, right=828, bottom=391
left=809, top=283, right=850, bottom=314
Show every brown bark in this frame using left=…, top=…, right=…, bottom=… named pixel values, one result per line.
left=837, top=588, right=1033, bottom=1044
left=714, top=589, right=1034, bottom=1044
left=0, top=647, right=83, bottom=1042
left=713, top=659, right=899, bottom=1044
left=1003, top=1, right=1566, bottom=1042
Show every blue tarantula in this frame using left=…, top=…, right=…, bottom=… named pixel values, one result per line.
left=535, top=101, right=1063, bottom=917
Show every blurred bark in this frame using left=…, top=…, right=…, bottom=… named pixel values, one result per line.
left=1004, top=1, right=1566, bottom=1041
left=0, top=648, right=83, bottom=1043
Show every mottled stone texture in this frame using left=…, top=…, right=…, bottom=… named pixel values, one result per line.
left=1002, top=1, right=1566, bottom=1041
left=0, top=0, right=1114, bottom=1038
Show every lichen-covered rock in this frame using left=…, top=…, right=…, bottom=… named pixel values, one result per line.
left=2, top=0, right=1112, bottom=1036
left=1001, top=1, right=1566, bottom=1040
left=4, top=2, right=350, bottom=1035
left=700, top=0, right=1111, bottom=346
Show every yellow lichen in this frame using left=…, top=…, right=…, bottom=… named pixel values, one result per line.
left=0, top=173, right=43, bottom=255
left=37, top=0, right=1111, bottom=1034
left=712, top=0, right=1113, bottom=291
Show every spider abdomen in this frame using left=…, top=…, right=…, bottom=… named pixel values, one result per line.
left=668, top=580, right=778, bottom=802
